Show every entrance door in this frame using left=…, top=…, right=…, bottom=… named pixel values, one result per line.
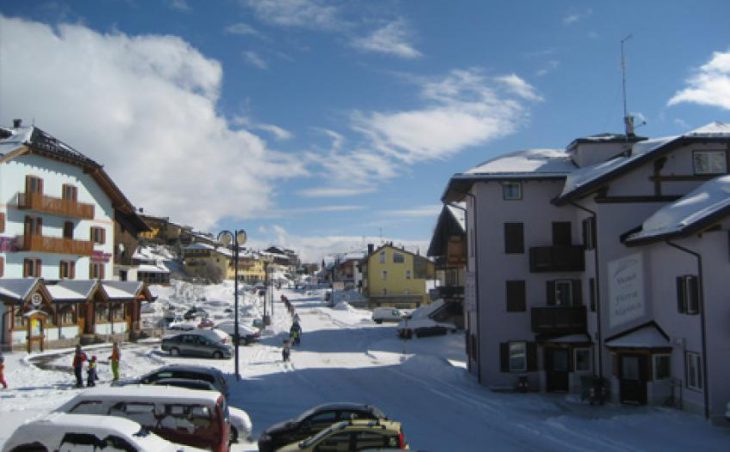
left=545, top=347, right=570, bottom=392
left=619, top=355, right=647, bottom=404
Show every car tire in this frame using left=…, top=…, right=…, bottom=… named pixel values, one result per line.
left=375, top=320, right=382, bottom=324
left=169, top=347, right=180, bottom=356
left=213, top=351, right=223, bottom=359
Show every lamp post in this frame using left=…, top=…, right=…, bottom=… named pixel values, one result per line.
left=218, top=229, right=247, bottom=380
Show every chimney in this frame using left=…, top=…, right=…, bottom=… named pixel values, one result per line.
left=13, top=119, right=22, bottom=128
left=367, top=243, right=374, bottom=256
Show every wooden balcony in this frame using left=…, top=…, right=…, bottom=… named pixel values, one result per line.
left=17, top=234, right=94, bottom=256
left=531, top=306, right=586, bottom=335
left=529, top=246, right=584, bottom=273
left=17, top=192, right=94, bottom=219
left=429, top=285, right=464, bottom=300
left=367, top=294, right=424, bottom=308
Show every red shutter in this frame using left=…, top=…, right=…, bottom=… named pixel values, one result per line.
left=101, top=228, right=106, bottom=245
left=89, top=263, right=94, bottom=279
left=23, top=259, right=29, bottom=277
left=70, top=261, right=76, bottom=279
left=59, top=261, right=65, bottom=278
left=100, top=264, right=105, bottom=280
left=0, top=212, right=5, bottom=233
left=35, top=217, right=42, bottom=236
left=0, top=257, right=4, bottom=277
left=25, top=175, right=31, bottom=194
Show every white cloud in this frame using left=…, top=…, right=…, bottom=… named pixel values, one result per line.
left=232, top=115, right=292, bottom=140
left=225, top=22, right=262, bottom=37
left=0, top=16, right=306, bottom=230
left=536, top=60, right=559, bottom=77
left=668, top=50, right=730, bottom=110
left=352, top=69, right=540, bottom=163
left=381, top=205, right=442, bottom=218
left=167, top=0, right=191, bottom=12
left=297, top=187, right=376, bottom=198
left=245, top=0, right=343, bottom=31
left=563, top=9, right=592, bottom=25
left=352, top=20, right=421, bottom=59
left=242, top=50, right=268, bottom=69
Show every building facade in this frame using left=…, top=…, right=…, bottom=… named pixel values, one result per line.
left=361, top=243, right=435, bottom=308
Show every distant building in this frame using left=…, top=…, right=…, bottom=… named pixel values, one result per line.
left=361, top=243, right=435, bottom=308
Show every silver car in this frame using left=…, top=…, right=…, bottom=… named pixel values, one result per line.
left=161, top=332, right=232, bottom=359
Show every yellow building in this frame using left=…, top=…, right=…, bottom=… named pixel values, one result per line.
left=225, top=251, right=268, bottom=283
left=182, top=243, right=230, bottom=282
left=363, top=244, right=435, bottom=308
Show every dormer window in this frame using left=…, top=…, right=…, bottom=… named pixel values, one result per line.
left=693, top=150, right=727, bottom=175
left=502, top=182, right=522, bottom=200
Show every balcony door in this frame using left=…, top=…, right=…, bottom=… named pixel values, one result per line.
left=545, top=347, right=570, bottom=392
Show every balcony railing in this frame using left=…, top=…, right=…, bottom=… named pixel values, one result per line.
left=429, top=285, right=464, bottom=300
left=531, top=306, right=586, bottom=335
left=17, top=234, right=94, bottom=256
left=529, top=246, right=585, bottom=273
left=17, top=192, right=94, bottom=219
left=367, top=294, right=424, bottom=307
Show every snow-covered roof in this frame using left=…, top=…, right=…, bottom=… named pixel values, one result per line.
left=446, top=203, right=466, bottom=232
left=46, top=280, right=98, bottom=301
left=463, top=148, right=575, bottom=177
left=605, top=325, right=670, bottom=349
left=184, top=242, right=232, bottom=257
left=0, top=278, right=39, bottom=301
left=137, top=263, right=170, bottom=274
left=0, top=126, right=33, bottom=155
left=101, top=281, right=144, bottom=300
left=63, top=384, right=223, bottom=405
left=625, top=175, right=730, bottom=244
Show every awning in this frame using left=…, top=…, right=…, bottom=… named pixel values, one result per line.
left=605, top=323, right=670, bottom=349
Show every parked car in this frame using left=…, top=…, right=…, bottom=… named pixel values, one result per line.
left=258, top=403, right=387, bottom=452
left=167, top=322, right=196, bottom=331
left=161, top=332, right=232, bottom=359
left=214, top=320, right=261, bottom=345
left=132, top=364, right=230, bottom=399
left=149, top=378, right=253, bottom=443
left=397, top=319, right=457, bottom=339
left=183, top=306, right=208, bottom=320
left=372, top=307, right=404, bottom=324
left=277, top=419, right=407, bottom=451
left=2, top=412, right=206, bottom=452
left=198, top=318, right=215, bottom=328
left=53, top=386, right=230, bottom=452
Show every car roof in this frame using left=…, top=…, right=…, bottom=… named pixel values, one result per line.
left=297, top=403, right=384, bottom=421
left=152, top=364, right=224, bottom=376
left=152, top=378, right=217, bottom=390
left=27, top=412, right=145, bottom=435
left=63, top=385, right=223, bottom=405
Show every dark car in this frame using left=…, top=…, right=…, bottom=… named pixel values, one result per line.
left=258, top=403, right=387, bottom=452
left=133, top=364, right=230, bottom=399
left=183, top=306, right=208, bottom=320
left=161, top=332, right=232, bottom=359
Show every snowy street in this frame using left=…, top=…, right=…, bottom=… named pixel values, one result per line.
left=1, top=286, right=729, bottom=451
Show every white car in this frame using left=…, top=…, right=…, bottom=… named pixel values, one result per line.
left=2, top=412, right=206, bottom=452
left=214, top=320, right=261, bottom=344
left=372, top=307, right=404, bottom=324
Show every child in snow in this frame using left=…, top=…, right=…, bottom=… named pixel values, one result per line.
left=0, top=355, right=7, bottom=389
left=111, top=342, right=121, bottom=381
left=87, top=355, right=98, bottom=387
left=282, top=339, right=291, bottom=362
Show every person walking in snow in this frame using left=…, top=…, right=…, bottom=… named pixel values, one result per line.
left=110, top=342, right=121, bottom=381
left=290, top=321, right=302, bottom=346
left=282, top=339, right=291, bottom=362
left=72, top=345, right=87, bottom=388
left=87, top=355, right=98, bottom=387
left=0, top=355, right=7, bottom=389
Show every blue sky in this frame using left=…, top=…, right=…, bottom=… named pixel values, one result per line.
left=1, top=0, right=729, bottom=261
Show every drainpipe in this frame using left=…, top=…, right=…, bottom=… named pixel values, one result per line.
left=666, top=241, right=709, bottom=420
left=461, top=192, right=482, bottom=384
left=568, top=201, right=604, bottom=379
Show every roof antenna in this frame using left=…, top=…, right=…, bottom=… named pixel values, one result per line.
left=621, top=34, right=634, bottom=137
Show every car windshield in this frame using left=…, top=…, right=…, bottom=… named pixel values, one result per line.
left=300, top=421, right=348, bottom=448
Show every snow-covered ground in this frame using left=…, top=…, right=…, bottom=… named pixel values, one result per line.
left=1, top=282, right=729, bottom=451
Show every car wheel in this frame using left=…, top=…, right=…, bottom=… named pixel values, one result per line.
left=213, top=351, right=223, bottom=359
left=375, top=319, right=382, bottom=324
left=169, top=347, right=180, bottom=356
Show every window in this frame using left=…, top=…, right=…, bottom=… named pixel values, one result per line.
left=69, top=401, right=106, bottom=415
left=381, top=270, right=388, bottom=281
left=574, top=348, right=591, bottom=372
left=60, top=260, right=76, bottom=279
left=62, top=184, right=78, bottom=201
left=676, top=275, right=699, bottom=315
left=354, top=431, right=392, bottom=449
left=589, top=278, right=596, bottom=312
left=63, top=221, right=74, bottom=239
left=25, top=175, right=43, bottom=194
left=504, top=223, right=524, bottom=254
left=693, top=150, right=727, bottom=175
left=381, top=288, right=387, bottom=295
left=59, top=305, right=76, bottom=325
left=505, top=280, right=526, bottom=312
left=90, top=226, right=106, bottom=244
left=379, top=251, right=385, bottom=264
left=405, top=270, right=412, bottom=279
left=686, top=352, right=702, bottom=391
left=13, top=308, right=26, bottom=328
left=24, top=215, right=42, bottom=236
left=502, top=182, right=522, bottom=200
left=23, top=258, right=42, bottom=277
left=653, top=354, right=671, bottom=381
left=112, top=304, right=124, bottom=321
left=393, top=253, right=405, bottom=263
left=90, top=262, right=105, bottom=279
left=582, top=217, right=596, bottom=250
left=95, top=303, right=109, bottom=323
left=552, top=222, right=572, bottom=246
left=547, top=279, right=582, bottom=306
left=508, top=342, right=527, bottom=372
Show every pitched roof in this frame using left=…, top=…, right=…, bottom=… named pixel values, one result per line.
left=605, top=322, right=670, bottom=349
left=0, top=278, right=41, bottom=301
left=624, top=175, right=730, bottom=246
left=427, top=203, right=466, bottom=257
left=442, top=148, right=575, bottom=203
left=556, top=122, right=730, bottom=205
left=0, top=125, right=149, bottom=232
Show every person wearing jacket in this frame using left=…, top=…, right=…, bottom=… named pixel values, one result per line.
left=87, top=355, right=98, bottom=387
left=110, top=343, right=121, bottom=381
left=72, top=345, right=87, bottom=388
left=0, top=355, right=7, bottom=389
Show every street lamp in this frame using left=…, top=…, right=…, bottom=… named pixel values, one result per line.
left=218, top=229, right=247, bottom=380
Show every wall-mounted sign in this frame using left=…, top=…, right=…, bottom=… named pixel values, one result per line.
left=608, top=253, right=646, bottom=329
left=91, top=251, right=112, bottom=263
left=31, top=293, right=42, bottom=307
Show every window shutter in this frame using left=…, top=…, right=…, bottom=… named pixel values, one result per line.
left=571, top=280, right=582, bottom=306
left=546, top=281, right=556, bottom=306
left=70, top=261, right=76, bottom=279
left=0, top=212, right=4, bottom=233
left=676, top=276, right=686, bottom=313
left=688, top=276, right=699, bottom=314
left=23, top=259, right=29, bottom=277
left=59, top=262, right=64, bottom=278
left=101, top=228, right=106, bottom=244
left=500, top=343, right=509, bottom=372
left=36, top=217, right=42, bottom=236
left=39, top=178, right=44, bottom=194
left=0, top=257, right=4, bottom=277
left=89, top=263, right=94, bottom=279
left=25, top=175, right=31, bottom=194
left=100, top=264, right=105, bottom=280
left=589, top=278, right=596, bottom=312
left=35, top=259, right=41, bottom=277
left=526, top=342, right=538, bottom=371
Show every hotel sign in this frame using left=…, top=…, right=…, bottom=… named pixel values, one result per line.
left=608, top=253, right=645, bottom=328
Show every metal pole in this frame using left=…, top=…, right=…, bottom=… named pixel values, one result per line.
left=234, top=235, right=240, bottom=380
